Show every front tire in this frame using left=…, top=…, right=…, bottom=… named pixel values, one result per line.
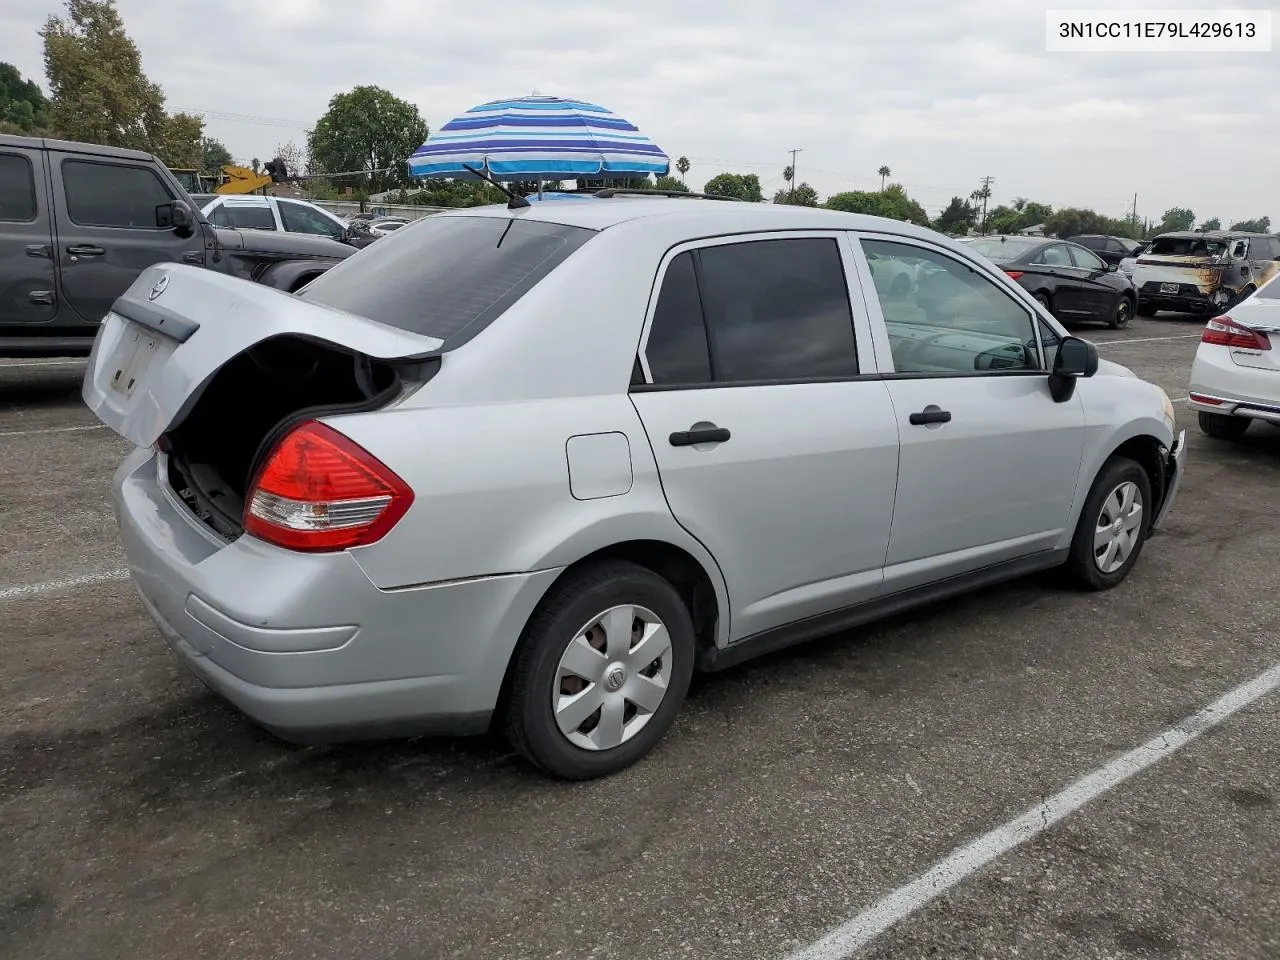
left=1198, top=410, right=1250, bottom=441
left=1064, top=457, right=1152, bottom=591
left=1137, top=301, right=1157, bottom=317
left=503, top=561, right=695, bottom=780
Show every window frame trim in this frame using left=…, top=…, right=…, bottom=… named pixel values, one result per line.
left=851, top=231, right=1052, bottom=378
left=632, top=229, right=879, bottom=392
left=59, top=157, right=175, bottom=230
left=1066, top=241, right=1107, bottom=272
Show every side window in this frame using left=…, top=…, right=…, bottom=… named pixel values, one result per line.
left=1038, top=318, right=1061, bottom=352
left=695, top=237, right=858, bottom=382
left=204, top=204, right=231, bottom=227
left=1035, top=243, right=1072, bottom=266
left=1076, top=236, right=1102, bottom=250
left=0, top=153, right=38, bottom=222
left=1068, top=245, right=1106, bottom=270
left=1106, top=238, right=1126, bottom=254
left=645, top=251, right=711, bottom=385
left=861, top=238, right=1039, bottom=375
left=62, top=160, right=172, bottom=228
left=222, top=204, right=275, bottom=230
left=1231, top=240, right=1249, bottom=259
left=279, top=200, right=345, bottom=239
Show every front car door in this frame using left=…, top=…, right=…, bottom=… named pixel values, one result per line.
left=629, top=233, right=901, bottom=642
left=0, top=146, right=57, bottom=325
left=49, top=153, right=205, bottom=324
left=853, top=234, right=1088, bottom=592
left=277, top=200, right=348, bottom=242
left=1066, top=242, right=1117, bottom=319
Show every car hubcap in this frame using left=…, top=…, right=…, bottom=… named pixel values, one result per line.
left=553, top=604, right=672, bottom=751
left=1094, top=481, right=1144, bottom=574
left=1117, top=301, right=1130, bottom=324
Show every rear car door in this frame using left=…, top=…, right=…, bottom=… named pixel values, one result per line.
left=50, top=154, right=206, bottom=324
left=629, top=233, right=901, bottom=642
left=1245, top=236, right=1280, bottom=292
left=1067, top=243, right=1117, bottom=319
left=0, top=146, right=56, bottom=324
left=854, top=234, right=1087, bottom=591
left=1032, top=242, right=1085, bottom=316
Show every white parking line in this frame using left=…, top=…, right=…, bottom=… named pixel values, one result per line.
left=0, top=568, right=130, bottom=602
left=0, top=359, right=87, bottom=368
left=784, top=661, right=1280, bottom=960
left=0, top=423, right=106, bottom=438
left=1095, top=334, right=1201, bottom=346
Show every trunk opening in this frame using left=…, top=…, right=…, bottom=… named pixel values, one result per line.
left=160, top=334, right=433, bottom=539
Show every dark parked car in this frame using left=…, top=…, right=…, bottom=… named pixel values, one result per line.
left=1068, top=234, right=1144, bottom=267
left=965, top=235, right=1138, bottom=329
left=0, top=135, right=356, bottom=357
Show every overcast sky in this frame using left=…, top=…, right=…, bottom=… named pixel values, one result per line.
left=4, top=0, right=1276, bottom=224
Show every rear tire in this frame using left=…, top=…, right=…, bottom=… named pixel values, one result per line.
left=1064, top=457, right=1152, bottom=591
left=1137, top=302, right=1157, bottom=317
left=1198, top=410, right=1250, bottom=441
left=1109, top=296, right=1133, bottom=329
left=502, top=561, right=695, bottom=780
left=1034, top=292, right=1053, bottom=316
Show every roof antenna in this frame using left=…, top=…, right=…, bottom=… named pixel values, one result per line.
left=463, top=163, right=531, bottom=209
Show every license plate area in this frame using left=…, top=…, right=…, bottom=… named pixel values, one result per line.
left=106, top=323, right=162, bottom=399
left=1160, top=282, right=1180, bottom=294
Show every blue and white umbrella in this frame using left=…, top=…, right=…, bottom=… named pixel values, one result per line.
left=407, top=95, right=669, bottom=182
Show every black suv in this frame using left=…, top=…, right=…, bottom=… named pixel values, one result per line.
left=1068, top=234, right=1145, bottom=268
left=0, top=135, right=357, bottom=356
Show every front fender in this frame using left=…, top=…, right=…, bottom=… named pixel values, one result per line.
left=256, top=259, right=338, bottom=292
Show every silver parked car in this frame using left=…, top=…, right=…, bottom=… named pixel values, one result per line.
left=83, top=199, right=1186, bottom=779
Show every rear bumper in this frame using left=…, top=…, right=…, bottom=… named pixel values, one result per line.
left=113, top=447, right=561, bottom=741
left=1188, top=348, right=1280, bottom=422
left=1138, top=291, right=1218, bottom=314
left=1151, top=429, right=1186, bottom=532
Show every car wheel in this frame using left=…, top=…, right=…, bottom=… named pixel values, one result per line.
left=1137, top=302, right=1157, bottom=317
left=503, top=561, right=695, bottom=780
left=1109, top=296, right=1133, bottom=329
left=1064, top=457, right=1152, bottom=591
left=1198, top=410, right=1250, bottom=441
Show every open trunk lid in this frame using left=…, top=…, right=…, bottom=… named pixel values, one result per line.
left=82, top=263, right=443, bottom=448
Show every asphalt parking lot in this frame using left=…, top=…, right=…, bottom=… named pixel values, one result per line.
left=2, top=316, right=1278, bottom=960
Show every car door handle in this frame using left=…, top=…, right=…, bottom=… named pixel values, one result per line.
left=669, top=426, right=731, bottom=447
left=182, top=251, right=203, bottom=264
left=908, top=407, right=952, bottom=426
left=66, top=244, right=105, bottom=256
left=25, top=244, right=52, bottom=259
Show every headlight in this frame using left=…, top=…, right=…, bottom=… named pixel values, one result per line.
left=1159, top=388, right=1175, bottom=426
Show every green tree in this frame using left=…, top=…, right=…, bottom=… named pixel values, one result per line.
left=0, top=62, right=49, bottom=131
left=575, top=175, right=650, bottom=192
left=703, top=172, right=763, bottom=202
left=1198, top=216, right=1221, bottom=231
left=407, top=178, right=505, bottom=208
left=201, top=137, right=233, bottom=173
left=40, top=0, right=203, bottom=164
left=984, top=199, right=1053, bottom=236
left=1156, top=207, right=1195, bottom=233
left=271, top=141, right=308, bottom=180
left=1043, top=207, right=1136, bottom=240
left=308, top=85, right=428, bottom=192
left=653, top=175, right=688, bottom=193
left=773, top=183, right=818, bottom=206
left=932, top=196, right=977, bottom=235
left=825, top=184, right=929, bottom=226
left=878, top=165, right=890, bottom=191
left=675, top=156, right=690, bottom=183
left=1230, top=216, right=1271, bottom=233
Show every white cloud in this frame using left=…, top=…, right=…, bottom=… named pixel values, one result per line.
left=3, top=0, right=1276, bottom=225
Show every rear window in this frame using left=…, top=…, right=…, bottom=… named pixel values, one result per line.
left=298, top=215, right=595, bottom=344
left=0, top=153, right=37, bottom=222
left=221, top=204, right=275, bottom=230
left=966, top=237, right=1040, bottom=259
left=1148, top=236, right=1227, bottom=258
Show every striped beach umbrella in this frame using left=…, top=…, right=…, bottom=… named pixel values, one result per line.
left=407, top=95, right=670, bottom=182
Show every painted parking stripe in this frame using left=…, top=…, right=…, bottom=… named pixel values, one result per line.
left=0, top=359, right=87, bottom=369
left=0, top=569, right=129, bottom=602
left=784, top=661, right=1280, bottom=960
left=1095, top=334, right=1202, bottom=345
left=0, top=423, right=106, bottom=438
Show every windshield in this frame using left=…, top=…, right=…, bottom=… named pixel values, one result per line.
left=966, top=237, right=1040, bottom=259
left=1148, top=236, right=1228, bottom=258
left=298, top=215, right=595, bottom=345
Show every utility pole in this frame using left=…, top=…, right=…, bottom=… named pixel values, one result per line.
left=789, top=148, right=803, bottom=202
left=978, top=175, right=994, bottom=235
left=1130, top=192, right=1138, bottom=233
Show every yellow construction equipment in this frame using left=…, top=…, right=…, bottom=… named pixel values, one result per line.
left=216, top=164, right=273, bottom=195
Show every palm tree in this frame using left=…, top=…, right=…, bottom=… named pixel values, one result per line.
left=878, top=165, right=891, bottom=191
left=676, top=156, right=690, bottom=184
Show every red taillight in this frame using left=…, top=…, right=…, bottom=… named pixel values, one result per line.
left=1004, top=270, right=1024, bottom=280
left=243, top=420, right=414, bottom=552
left=1201, top=315, right=1271, bottom=351
left=1188, top=393, right=1224, bottom=405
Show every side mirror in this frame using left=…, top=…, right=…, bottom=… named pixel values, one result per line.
left=156, top=200, right=194, bottom=237
left=1049, top=336, right=1098, bottom=402
left=1106, top=262, right=1118, bottom=272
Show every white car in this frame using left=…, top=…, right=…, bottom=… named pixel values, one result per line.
left=1188, top=272, right=1280, bottom=439
left=199, top=195, right=350, bottom=243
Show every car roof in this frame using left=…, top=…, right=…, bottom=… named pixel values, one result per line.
left=0, top=132, right=154, bottom=162
left=1154, top=230, right=1270, bottom=240
left=435, top=197, right=952, bottom=241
